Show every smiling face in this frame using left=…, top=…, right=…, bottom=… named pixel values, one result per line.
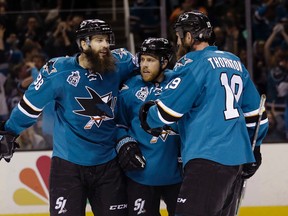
left=140, top=54, right=164, bottom=82
left=81, top=34, right=115, bottom=74
left=87, top=35, right=110, bottom=59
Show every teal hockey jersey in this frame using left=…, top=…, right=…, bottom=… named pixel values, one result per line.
left=5, top=48, right=137, bottom=166
left=146, top=46, right=269, bottom=166
left=117, top=70, right=182, bottom=185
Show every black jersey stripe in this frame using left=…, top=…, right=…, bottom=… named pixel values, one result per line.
left=20, top=99, right=41, bottom=116
left=245, top=110, right=267, bottom=124
left=158, top=105, right=181, bottom=122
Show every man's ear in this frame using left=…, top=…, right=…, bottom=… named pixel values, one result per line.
left=186, top=32, right=193, bottom=43
left=80, top=39, right=87, bottom=51
left=161, top=59, right=168, bottom=70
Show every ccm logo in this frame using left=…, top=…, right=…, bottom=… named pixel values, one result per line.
left=110, top=204, right=128, bottom=210
left=177, top=198, right=187, bottom=203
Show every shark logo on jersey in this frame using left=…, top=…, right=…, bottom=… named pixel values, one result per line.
left=43, top=59, right=58, bottom=74
left=136, top=87, right=149, bottom=102
left=150, top=128, right=178, bottom=143
left=174, top=56, right=193, bottom=70
left=73, top=86, right=116, bottom=128
left=112, top=48, right=129, bottom=59
left=119, top=83, right=129, bottom=92
left=67, top=71, right=80, bottom=87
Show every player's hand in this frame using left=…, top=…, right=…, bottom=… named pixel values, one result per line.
left=116, top=136, right=146, bottom=171
left=0, top=122, right=20, bottom=163
left=242, top=146, right=262, bottom=179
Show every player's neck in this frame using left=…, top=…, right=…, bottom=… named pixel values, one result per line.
left=78, top=53, right=89, bottom=70
left=194, top=42, right=209, bottom=51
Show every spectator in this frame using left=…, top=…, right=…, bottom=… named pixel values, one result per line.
left=0, top=23, right=9, bottom=120
left=265, top=55, right=287, bottom=140
left=253, top=0, right=288, bottom=40
left=264, top=21, right=288, bottom=141
left=277, top=56, right=288, bottom=140
left=44, top=18, right=75, bottom=58
left=130, top=0, right=161, bottom=48
left=17, top=15, right=45, bottom=49
left=169, top=0, right=207, bottom=24
left=253, top=40, right=267, bottom=95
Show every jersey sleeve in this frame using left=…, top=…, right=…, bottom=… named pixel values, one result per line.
left=5, top=58, right=63, bottom=134
left=112, top=48, right=138, bottom=81
left=147, top=57, right=206, bottom=127
left=241, top=66, right=269, bottom=146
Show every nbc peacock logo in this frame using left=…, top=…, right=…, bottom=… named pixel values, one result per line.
left=13, top=155, right=51, bottom=205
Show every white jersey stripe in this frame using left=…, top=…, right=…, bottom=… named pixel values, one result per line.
left=243, top=107, right=266, bottom=117
left=156, top=100, right=183, bottom=118
left=246, top=118, right=268, bottom=127
left=23, top=95, right=43, bottom=112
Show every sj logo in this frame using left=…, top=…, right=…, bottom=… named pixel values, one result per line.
left=134, top=198, right=146, bottom=214
left=55, top=197, right=67, bottom=214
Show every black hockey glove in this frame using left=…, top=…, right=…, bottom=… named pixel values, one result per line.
left=139, top=100, right=163, bottom=136
left=0, top=122, right=20, bottom=163
left=242, top=146, right=262, bottom=179
left=116, top=136, right=146, bottom=171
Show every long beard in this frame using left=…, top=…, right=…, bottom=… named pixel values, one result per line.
left=84, top=49, right=116, bottom=74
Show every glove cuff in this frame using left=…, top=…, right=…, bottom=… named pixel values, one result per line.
left=116, top=136, right=137, bottom=153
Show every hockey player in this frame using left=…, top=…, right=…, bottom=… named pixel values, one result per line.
left=139, top=11, right=269, bottom=216
left=0, top=19, right=137, bottom=216
left=116, top=37, right=182, bottom=215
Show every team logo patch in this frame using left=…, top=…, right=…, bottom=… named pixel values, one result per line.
left=150, top=128, right=178, bottom=143
left=136, top=87, right=149, bottom=102
left=67, top=71, right=80, bottom=87
left=73, top=86, right=116, bottom=128
left=119, top=83, right=129, bottom=92
left=42, top=59, right=58, bottom=74
left=112, top=48, right=128, bottom=59
left=174, top=56, right=193, bottom=70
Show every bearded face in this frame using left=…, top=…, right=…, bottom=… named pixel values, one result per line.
left=83, top=48, right=116, bottom=75
left=175, top=32, right=194, bottom=60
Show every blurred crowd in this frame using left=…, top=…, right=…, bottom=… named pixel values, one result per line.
left=0, top=0, right=288, bottom=150
left=130, top=0, right=288, bottom=143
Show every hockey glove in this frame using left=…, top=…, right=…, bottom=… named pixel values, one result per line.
left=0, top=122, right=20, bottom=163
left=242, top=146, right=262, bottom=179
left=139, top=100, right=163, bottom=136
left=116, top=136, right=146, bottom=171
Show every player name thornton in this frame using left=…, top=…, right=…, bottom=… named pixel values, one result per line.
left=207, top=57, right=243, bottom=72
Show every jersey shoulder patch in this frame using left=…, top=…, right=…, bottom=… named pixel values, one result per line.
left=40, top=56, right=74, bottom=77
left=112, top=48, right=136, bottom=63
